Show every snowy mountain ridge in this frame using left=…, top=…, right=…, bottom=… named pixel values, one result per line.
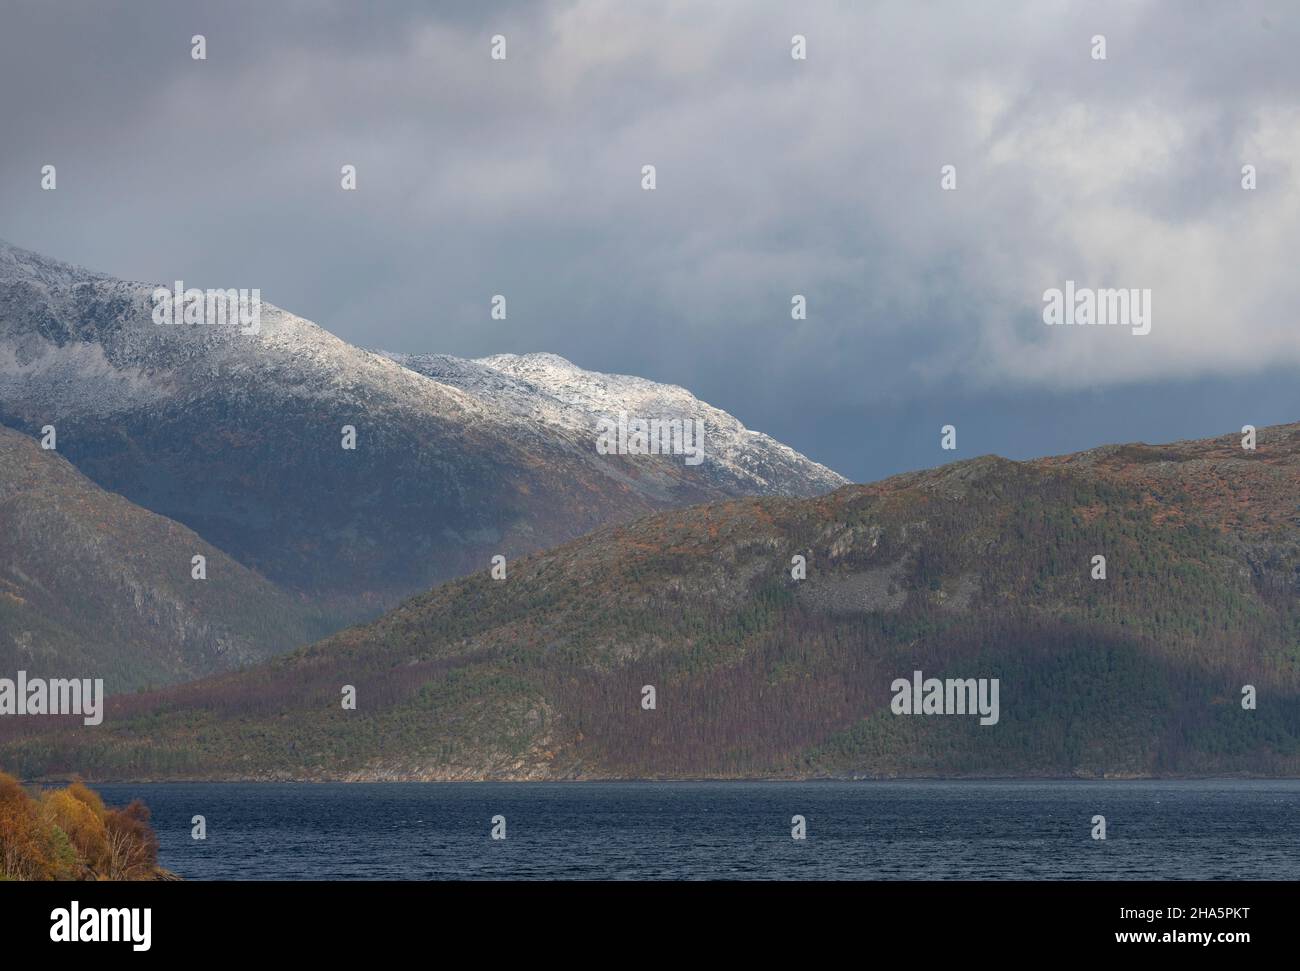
left=0, top=240, right=486, bottom=423
left=0, top=240, right=843, bottom=497
left=382, top=351, right=846, bottom=496
left=0, top=239, right=846, bottom=606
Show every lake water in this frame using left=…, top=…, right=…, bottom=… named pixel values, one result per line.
left=95, top=779, right=1300, bottom=881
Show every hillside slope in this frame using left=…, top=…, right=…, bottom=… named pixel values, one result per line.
left=3, top=423, right=1298, bottom=780
left=0, top=426, right=327, bottom=691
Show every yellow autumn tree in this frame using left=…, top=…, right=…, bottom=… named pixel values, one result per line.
left=42, top=784, right=111, bottom=876
left=0, top=771, right=56, bottom=880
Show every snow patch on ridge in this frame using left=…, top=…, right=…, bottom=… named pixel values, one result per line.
left=383, top=351, right=848, bottom=496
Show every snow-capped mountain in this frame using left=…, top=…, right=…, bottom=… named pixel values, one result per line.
left=0, top=241, right=845, bottom=612
left=381, top=352, right=846, bottom=499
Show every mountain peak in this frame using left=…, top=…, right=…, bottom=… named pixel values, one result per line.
left=0, top=239, right=109, bottom=288
left=1, top=243, right=847, bottom=613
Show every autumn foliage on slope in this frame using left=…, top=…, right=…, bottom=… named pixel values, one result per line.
left=0, top=772, right=164, bottom=880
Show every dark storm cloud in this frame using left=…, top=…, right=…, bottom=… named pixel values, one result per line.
left=2, top=0, right=1297, bottom=480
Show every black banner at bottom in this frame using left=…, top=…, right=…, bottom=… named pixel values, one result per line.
left=0, top=880, right=1291, bottom=958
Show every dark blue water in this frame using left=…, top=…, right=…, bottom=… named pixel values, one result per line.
left=95, top=780, right=1299, bottom=880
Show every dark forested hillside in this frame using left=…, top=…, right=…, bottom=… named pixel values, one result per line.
left=3, top=423, right=1298, bottom=780
left=0, top=426, right=331, bottom=691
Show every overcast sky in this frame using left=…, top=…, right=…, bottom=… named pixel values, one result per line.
left=2, top=0, right=1297, bottom=482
